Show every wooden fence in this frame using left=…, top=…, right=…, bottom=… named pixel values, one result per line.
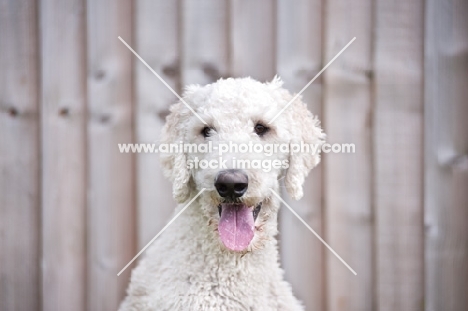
left=1, top=0, right=467, bottom=310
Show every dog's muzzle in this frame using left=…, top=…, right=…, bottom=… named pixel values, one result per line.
left=214, top=170, right=263, bottom=252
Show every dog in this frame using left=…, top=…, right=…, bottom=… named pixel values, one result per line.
left=119, top=77, right=325, bottom=310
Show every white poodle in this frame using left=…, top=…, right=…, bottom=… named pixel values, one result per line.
left=120, top=77, right=325, bottom=311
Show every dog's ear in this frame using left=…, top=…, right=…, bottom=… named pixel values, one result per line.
left=160, top=99, right=192, bottom=203
left=283, top=93, right=325, bottom=200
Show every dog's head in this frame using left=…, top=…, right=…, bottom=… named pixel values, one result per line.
left=160, top=77, right=325, bottom=252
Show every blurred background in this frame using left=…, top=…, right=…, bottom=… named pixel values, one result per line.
left=1, top=0, right=467, bottom=310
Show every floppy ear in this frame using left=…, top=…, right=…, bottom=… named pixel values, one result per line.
left=283, top=94, right=325, bottom=200
left=160, top=101, right=192, bottom=203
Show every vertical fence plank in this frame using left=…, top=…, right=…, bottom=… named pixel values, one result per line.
left=373, top=0, right=424, bottom=310
left=86, top=0, right=135, bottom=309
left=134, top=0, right=179, bottom=248
left=0, top=1, right=41, bottom=310
left=425, top=0, right=468, bottom=310
left=276, top=1, right=325, bottom=310
left=230, top=0, right=275, bottom=81
left=323, top=1, right=374, bottom=310
left=182, top=0, right=229, bottom=85
left=40, top=0, right=87, bottom=309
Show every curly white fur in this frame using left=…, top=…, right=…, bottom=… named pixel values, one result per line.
left=120, top=77, right=325, bottom=311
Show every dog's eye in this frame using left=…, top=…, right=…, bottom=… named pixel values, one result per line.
left=201, top=126, right=212, bottom=137
left=254, top=123, right=269, bottom=136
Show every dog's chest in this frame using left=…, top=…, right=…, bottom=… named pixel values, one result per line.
left=149, top=252, right=284, bottom=310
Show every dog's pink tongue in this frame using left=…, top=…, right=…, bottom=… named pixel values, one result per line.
left=218, top=203, right=254, bottom=252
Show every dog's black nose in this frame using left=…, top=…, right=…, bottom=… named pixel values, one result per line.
left=215, top=169, right=248, bottom=198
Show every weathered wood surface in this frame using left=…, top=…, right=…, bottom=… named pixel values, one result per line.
left=0, top=1, right=41, bottom=310
left=40, top=0, right=87, bottom=310
left=182, top=0, right=229, bottom=85
left=373, top=0, right=425, bottom=310
left=323, top=0, right=374, bottom=310
left=424, top=0, right=468, bottom=310
left=277, top=1, right=325, bottom=310
left=134, top=0, right=178, bottom=250
left=230, top=0, right=276, bottom=81
left=86, top=0, right=136, bottom=309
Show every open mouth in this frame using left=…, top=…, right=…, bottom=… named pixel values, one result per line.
left=217, top=202, right=262, bottom=252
